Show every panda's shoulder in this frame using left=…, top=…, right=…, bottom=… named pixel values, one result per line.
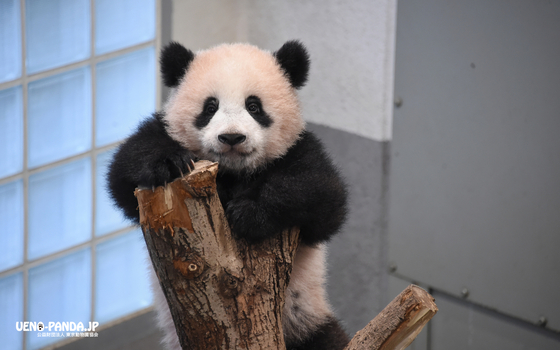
left=295, top=130, right=324, bottom=151
left=115, top=112, right=184, bottom=157
left=133, top=112, right=169, bottom=138
left=287, top=130, right=324, bottom=156
left=274, top=130, right=333, bottom=172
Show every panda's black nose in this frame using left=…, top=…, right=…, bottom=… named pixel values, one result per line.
left=218, top=133, right=246, bottom=146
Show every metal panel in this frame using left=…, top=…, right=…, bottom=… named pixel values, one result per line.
left=431, top=291, right=560, bottom=350
left=389, top=0, right=560, bottom=331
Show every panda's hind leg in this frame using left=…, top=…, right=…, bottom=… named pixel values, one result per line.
left=282, top=244, right=350, bottom=350
left=285, top=317, right=349, bottom=350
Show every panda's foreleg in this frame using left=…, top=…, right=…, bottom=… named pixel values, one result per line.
left=107, top=113, right=196, bottom=222
left=224, top=164, right=347, bottom=245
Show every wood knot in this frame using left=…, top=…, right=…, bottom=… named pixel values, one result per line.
left=218, top=271, right=241, bottom=298
left=173, top=257, right=204, bottom=279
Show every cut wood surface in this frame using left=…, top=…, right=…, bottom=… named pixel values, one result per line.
left=135, top=160, right=437, bottom=350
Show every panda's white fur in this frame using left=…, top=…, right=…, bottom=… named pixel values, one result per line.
left=150, top=244, right=331, bottom=350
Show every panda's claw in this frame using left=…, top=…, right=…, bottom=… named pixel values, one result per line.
left=190, top=159, right=196, bottom=169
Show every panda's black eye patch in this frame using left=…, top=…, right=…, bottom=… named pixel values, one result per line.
left=195, top=97, right=218, bottom=129
left=245, top=95, right=272, bottom=128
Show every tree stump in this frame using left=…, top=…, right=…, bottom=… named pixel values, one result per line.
left=135, top=160, right=437, bottom=350
left=135, top=160, right=299, bottom=350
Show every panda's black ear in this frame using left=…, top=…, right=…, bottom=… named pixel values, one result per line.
left=160, top=42, right=195, bottom=88
left=274, top=40, right=310, bottom=89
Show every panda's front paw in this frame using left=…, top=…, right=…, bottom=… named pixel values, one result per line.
left=138, top=152, right=195, bottom=188
left=226, top=198, right=279, bottom=243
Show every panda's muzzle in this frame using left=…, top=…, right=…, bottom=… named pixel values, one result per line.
left=218, top=133, right=246, bottom=146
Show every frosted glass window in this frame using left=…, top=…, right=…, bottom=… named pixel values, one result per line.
left=25, top=0, right=90, bottom=74
left=96, top=47, right=155, bottom=146
left=28, top=67, right=91, bottom=168
left=0, top=86, right=23, bottom=177
left=95, top=229, right=152, bottom=323
left=96, top=150, right=128, bottom=236
left=0, top=273, right=23, bottom=350
left=28, top=158, right=91, bottom=260
left=0, top=3, right=158, bottom=346
left=28, top=249, right=91, bottom=350
left=95, top=0, right=155, bottom=55
left=0, top=180, right=24, bottom=271
left=0, top=0, right=21, bottom=83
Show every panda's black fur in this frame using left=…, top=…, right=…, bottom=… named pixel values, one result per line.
left=107, top=40, right=349, bottom=350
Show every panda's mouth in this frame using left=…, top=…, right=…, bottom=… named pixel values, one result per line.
left=205, top=147, right=264, bottom=171
left=210, top=148, right=255, bottom=158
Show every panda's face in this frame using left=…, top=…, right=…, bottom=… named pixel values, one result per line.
left=195, top=93, right=271, bottom=171
left=163, top=43, right=308, bottom=172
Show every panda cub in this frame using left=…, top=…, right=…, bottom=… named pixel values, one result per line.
left=107, top=40, right=349, bottom=350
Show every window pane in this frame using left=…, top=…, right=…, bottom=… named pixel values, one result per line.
left=28, top=158, right=91, bottom=260
left=0, top=273, right=23, bottom=350
left=28, top=67, right=91, bottom=168
left=0, top=180, right=24, bottom=271
left=25, top=0, right=90, bottom=74
left=0, top=86, right=23, bottom=177
left=0, top=0, right=21, bottom=83
left=95, top=229, right=152, bottom=323
left=96, top=47, right=155, bottom=146
left=28, top=249, right=91, bottom=350
left=96, top=149, right=128, bottom=236
left=95, top=0, right=155, bottom=55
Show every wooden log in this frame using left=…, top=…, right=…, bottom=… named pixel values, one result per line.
left=135, top=160, right=299, bottom=350
left=344, top=285, right=438, bottom=350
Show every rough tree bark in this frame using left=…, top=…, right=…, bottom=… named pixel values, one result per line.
left=136, top=161, right=437, bottom=350
left=135, top=160, right=299, bottom=350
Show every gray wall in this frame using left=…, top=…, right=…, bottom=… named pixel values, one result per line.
left=390, top=0, right=560, bottom=348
